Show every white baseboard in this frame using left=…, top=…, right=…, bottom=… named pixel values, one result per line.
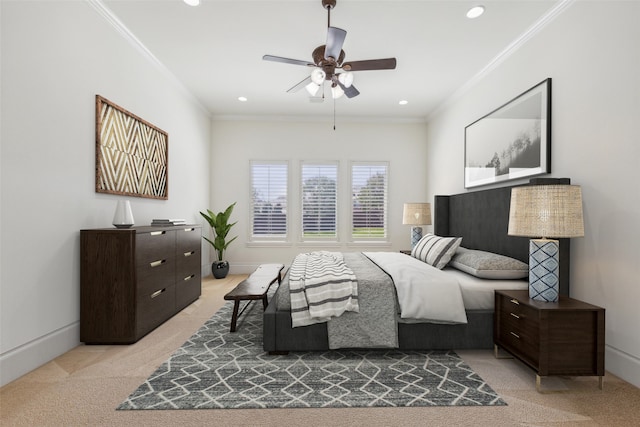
left=202, top=262, right=270, bottom=276
left=605, top=345, right=640, bottom=389
left=229, top=263, right=267, bottom=275
left=0, top=322, right=80, bottom=387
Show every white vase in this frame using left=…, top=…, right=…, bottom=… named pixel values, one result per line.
left=113, top=200, right=135, bottom=228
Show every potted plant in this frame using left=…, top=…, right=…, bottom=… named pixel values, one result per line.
left=200, top=202, right=238, bottom=279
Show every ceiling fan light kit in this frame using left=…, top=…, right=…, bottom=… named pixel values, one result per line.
left=263, top=0, right=397, bottom=101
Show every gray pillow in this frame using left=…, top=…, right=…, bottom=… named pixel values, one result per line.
left=411, top=233, right=462, bottom=269
left=449, top=247, right=528, bottom=279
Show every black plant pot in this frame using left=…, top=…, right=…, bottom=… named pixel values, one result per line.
left=212, top=260, right=229, bottom=279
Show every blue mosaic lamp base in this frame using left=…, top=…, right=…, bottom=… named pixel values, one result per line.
left=411, top=226, right=423, bottom=248
left=528, top=239, right=560, bottom=302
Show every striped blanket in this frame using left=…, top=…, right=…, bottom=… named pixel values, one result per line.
left=289, top=251, right=359, bottom=328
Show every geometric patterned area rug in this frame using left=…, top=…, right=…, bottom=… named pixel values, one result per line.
left=118, top=301, right=506, bottom=410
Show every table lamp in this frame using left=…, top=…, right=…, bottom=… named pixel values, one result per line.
left=508, top=185, right=584, bottom=302
left=403, top=203, right=431, bottom=248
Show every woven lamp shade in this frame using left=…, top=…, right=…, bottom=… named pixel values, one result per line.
left=402, top=203, right=432, bottom=226
left=508, top=185, right=584, bottom=239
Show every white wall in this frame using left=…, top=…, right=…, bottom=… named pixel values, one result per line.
left=209, top=119, right=428, bottom=272
left=0, top=1, right=211, bottom=386
left=425, top=1, right=640, bottom=387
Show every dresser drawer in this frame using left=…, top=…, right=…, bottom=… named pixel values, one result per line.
left=135, top=230, right=175, bottom=265
left=176, top=248, right=200, bottom=277
left=136, top=285, right=175, bottom=337
left=136, top=256, right=176, bottom=296
left=176, top=272, right=201, bottom=311
left=176, top=226, right=201, bottom=253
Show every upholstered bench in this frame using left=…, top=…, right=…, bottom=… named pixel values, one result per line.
left=223, top=263, right=285, bottom=332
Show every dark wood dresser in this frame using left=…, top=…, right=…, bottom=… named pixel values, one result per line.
left=494, top=289, right=605, bottom=391
left=80, top=225, right=202, bottom=344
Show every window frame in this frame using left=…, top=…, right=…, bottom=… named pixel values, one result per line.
left=299, top=161, right=339, bottom=243
left=249, top=160, right=290, bottom=244
left=349, top=161, right=389, bottom=243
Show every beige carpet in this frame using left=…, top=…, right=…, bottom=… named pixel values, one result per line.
left=1, top=275, right=639, bottom=426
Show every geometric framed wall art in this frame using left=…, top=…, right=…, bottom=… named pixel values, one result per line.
left=95, top=95, right=168, bottom=199
left=464, top=78, right=551, bottom=189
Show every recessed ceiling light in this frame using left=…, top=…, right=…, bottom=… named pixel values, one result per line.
left=238, top=96, right=247, bottom=102
left=399, top=100, right=408, bottom=105
left=466, top=5, right=485, bottom=19
left=183, top=0, right=200, bottom=6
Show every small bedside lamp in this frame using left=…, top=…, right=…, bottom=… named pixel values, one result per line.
left=403, top=203, right=431, bottom=248
left=508, top=185, right=584, bottom=302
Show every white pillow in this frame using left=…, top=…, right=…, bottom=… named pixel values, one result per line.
left=449, top=247, right=528, bottom=279
left=411, top=233, right=462, bottom=269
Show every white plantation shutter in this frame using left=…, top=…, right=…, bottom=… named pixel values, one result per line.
left=351, top=162, right=388, bottom=241
left=301, top=162, right=338, bottom=240
left=250, top=161, right=288, bottom=240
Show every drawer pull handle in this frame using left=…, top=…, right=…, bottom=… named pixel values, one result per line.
left=183, top=274, right=195, bottom=281
left=184, top=227, right=195, bottom=232
left=184, top=251, right=195, bottom=257
left=510, top=313, right=520, bottom=319
left=510, top=332, right=520, bottom=339
left=150, top=231, right=166, bottom=236
left=151, top=288, right=165, bottom=299
left=149, top=259, right=166, bottom=268
left=510, top=298, right=520, bottom=305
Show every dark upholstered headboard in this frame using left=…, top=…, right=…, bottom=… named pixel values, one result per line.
left=433, top=179, right=570, bottom=297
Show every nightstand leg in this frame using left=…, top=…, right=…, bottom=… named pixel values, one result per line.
left=536, top=375, right=542, bottom=392
left=599, top=376, right=603, bottom=390
left=494, top=344, right=512, bottom=359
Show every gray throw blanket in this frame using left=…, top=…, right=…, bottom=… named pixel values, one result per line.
left=278, top=252, right=398, bottom=349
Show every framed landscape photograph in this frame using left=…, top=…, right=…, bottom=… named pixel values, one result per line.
left=464, top=78, right=551, bottom=188
left=95, top=95, right=168, bottom=199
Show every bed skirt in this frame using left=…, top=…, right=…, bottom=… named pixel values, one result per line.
left=263, top=285, right=495, bottom=353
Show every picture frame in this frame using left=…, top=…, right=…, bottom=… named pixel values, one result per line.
left=95, top=95, right=168, bottom=199
left=464, top=78, right=551, bottom=189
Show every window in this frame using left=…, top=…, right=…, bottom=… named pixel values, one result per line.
left=301, top=162, right=338, bottom=240
left=250, top=161, right=288, bottom=240
left=351, top=162, right=388, bottom=241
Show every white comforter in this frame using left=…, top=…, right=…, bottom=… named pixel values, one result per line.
left=363, top=252, right=468, bottom=324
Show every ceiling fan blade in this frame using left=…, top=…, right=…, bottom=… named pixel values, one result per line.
left=263, top=55, right=315, bottom=67
left=342, top=58, right=397, bottom=71
left=325, top=27, right=347, bottom=60
left=287, top=76, right=312, bottom=93
left=335, top=80, right=360, bottom=99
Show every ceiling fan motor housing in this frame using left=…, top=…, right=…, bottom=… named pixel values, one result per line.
left=312, top=45, right=345, bottom=79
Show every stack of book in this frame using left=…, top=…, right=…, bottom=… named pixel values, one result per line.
left=151, top=218, right=187, bottom=226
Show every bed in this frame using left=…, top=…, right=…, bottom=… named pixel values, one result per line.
left=263, top=180, right=571, bottom=353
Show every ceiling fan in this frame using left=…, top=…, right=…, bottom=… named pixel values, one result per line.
left=262, top=0, right=397, bottom=100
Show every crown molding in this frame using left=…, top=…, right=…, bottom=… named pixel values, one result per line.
left=426, top=0, right=575, bottom=121
left=87, top=0, right=210, bottom=116
left=211, top=114, right=427, bottom=124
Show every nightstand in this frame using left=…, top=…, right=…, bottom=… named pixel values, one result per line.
left=494, top=289, right=605, bottom=391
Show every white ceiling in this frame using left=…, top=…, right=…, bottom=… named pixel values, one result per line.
left=101, top=0, right=561, bottom=121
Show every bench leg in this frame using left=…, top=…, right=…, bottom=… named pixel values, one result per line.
left=229, top=301, right=240, bottom=333
left=262, top=295, right=268, bottom=310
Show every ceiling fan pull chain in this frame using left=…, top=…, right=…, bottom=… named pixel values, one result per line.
left=333, top=97, right=336, bottom=130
